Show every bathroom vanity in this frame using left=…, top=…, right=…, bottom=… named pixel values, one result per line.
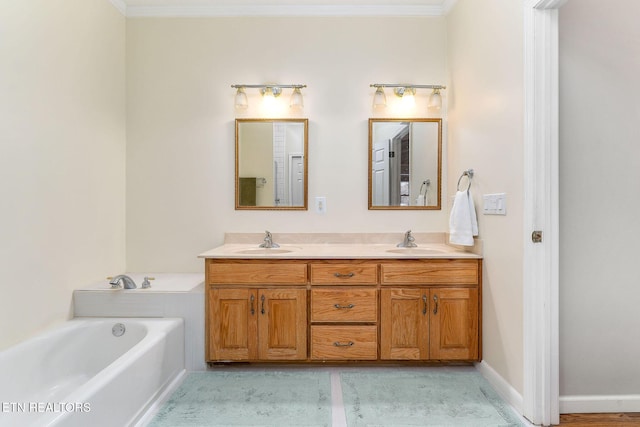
left=200, top=233, right=482, bottom=364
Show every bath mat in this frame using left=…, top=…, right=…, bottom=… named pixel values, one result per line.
left=148, top=369, right=332, bottom=427
left=339, top=367, right=524, bottom=427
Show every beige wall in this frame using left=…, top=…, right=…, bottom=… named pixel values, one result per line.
left=559, top=0, right=640, bottom=398
left=125, top=17, right=449, bottom=272
left=447, top=0, right=525, bottom=393
left=0, top=0, right=126, bottom=350
left=0, top=3, right=530, bottom=401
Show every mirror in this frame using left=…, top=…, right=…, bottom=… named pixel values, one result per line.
left=369, top=118, right=442, bottom=210
left=236, top=118, right=308, bottom=210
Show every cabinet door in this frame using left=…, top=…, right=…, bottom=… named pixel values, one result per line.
left=209, top=288, right=258, bottom=361
left=430, top=288, right=479, bottom=360
left=380, top=288, right=429, bottom=360
left=258, top=289, right=307, bottom=360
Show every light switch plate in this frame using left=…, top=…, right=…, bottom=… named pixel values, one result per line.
left=482, top=193, right=507, bottom=215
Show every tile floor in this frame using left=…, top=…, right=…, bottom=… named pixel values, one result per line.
left=146, top=365, right=527, bottom=427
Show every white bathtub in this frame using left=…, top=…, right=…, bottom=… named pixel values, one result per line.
left=0, top=318, right=185, bottom=427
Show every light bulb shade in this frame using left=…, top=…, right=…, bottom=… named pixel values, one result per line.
left=373, top=87, right=386, bottom=109
left=428, top=89, right=442, bottom=109
left=290, top=87, right=304, bottom=109
left=262, top=87, right=277, bottom=108
left=401, top=87, right=416, bottom=108
left=234, top=88, right=248, bottom=110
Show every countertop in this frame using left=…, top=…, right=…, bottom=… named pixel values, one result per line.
left=198, top=233, right=482, bottom=260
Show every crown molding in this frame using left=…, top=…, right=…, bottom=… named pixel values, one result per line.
left=123, top=4, right=446, bottom=17
left=109, top=0, right=127, bottom=15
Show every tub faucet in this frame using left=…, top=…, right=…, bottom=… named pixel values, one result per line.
left=397, top=230, right=418, bottom=248
left=109, top=275, right=137, bottom=289
left=259, top=230, right=280, bottom=248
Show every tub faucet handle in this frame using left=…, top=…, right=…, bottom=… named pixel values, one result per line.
left=106, top=276, right=121, bottom=289
left=141, top=276, right=155, bottom=289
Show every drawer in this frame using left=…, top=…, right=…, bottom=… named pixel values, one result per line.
left=310, top=262, right=377, bottom=285
left=208, top=261, right=307, bottom=285
left=381, top=259, right=479, bottom=285
left=311, top=326, right=378, bottom=360
left=311, top=288, right=377, bottom=323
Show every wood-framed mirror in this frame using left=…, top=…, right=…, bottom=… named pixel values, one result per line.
left=236, top=118, right=308, bottom=210
left=369, top=118, right=442, bottom=210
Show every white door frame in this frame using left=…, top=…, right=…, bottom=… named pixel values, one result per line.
left=523, top=0, right=566, bottom=425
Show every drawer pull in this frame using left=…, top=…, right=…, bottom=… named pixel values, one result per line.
left=433, top=294, right=439, bottom=315
left=334, top=303, right=355, bottom=310
left=334, top=272, right=355, bottom=279
left=250, top=294, right=255, bottom=315
left=422, top=294, right=427, bottom=315
left=333, top=341, right=355, bottom=347
left=261, top=294, right=266, bottom=315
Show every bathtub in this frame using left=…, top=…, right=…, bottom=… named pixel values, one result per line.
left=0, top=318, right=185, bottom=427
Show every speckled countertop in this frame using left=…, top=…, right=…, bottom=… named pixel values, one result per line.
left=198, top=233, right=482, bottom=259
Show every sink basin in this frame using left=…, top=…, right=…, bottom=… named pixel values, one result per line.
left=234, top=248, right=297, bottom=255
left=386, top=248, right=447, bottom=255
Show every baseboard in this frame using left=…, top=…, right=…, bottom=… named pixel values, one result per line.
left=560, top=394, right=640, bottom=414
left=475, top=361, right=526, bottom=419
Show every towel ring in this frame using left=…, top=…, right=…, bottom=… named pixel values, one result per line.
left=456, top=169, right=474, bottom=192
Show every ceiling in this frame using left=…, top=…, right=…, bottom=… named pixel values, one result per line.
left=112, top=0, right=455, bottom=17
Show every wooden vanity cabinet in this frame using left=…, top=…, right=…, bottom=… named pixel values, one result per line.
left=309, top=260, right=379, bottom=361
left=209, top=288, right=307, bottom=361
left=205, top=258, right=481, bottom=363
left=207, top=260, right=307, bottom=362
left=380, top=287, right=479, bottom=360
left=380, top=259, right=481, bottom=361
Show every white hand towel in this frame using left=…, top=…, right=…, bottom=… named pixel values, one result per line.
left=449, top=190, right=478, bottom=246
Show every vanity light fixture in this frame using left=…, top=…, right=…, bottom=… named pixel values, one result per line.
left=369, top=84, right=446, bottom=109
left=231, top=84, right=307, bottom=110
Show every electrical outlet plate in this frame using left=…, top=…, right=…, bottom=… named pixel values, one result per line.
left=315, top=196, right=326, bottom=214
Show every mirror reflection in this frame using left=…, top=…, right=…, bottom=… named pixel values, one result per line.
left=236, top=119, right=308, bottom=210
left=369, top=118, right=442, bottom=210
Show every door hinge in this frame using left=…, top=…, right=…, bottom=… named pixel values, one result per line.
left=531, top=230, right=543, bottom=243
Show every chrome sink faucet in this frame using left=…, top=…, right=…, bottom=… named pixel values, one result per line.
left=397, top=230, right=418, bottom=248
left=259, top=230, right=280, bottom=248
left=109, top=275, right=137, bottom=289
